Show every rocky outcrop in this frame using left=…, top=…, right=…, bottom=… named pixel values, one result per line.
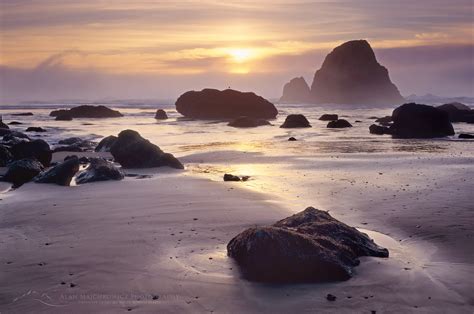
left=50, top=105, right=123, bottom=119
left=279, top=77, right=312, bottom=103
left=307, top=40, right=404, bottom=105
left=55, top=112, right=73, bottom=121
left=369, top=124, right=390, bottom=135
left=175, top=89, right=278, bottom=119
left=95, top=136, right=118, bottom=152
left=228, top=117, right=271, bottom=128
left=389, top=103, right=454, bottom=138
left=155, top=109, right=168, bottom=120
left=459, top=133, right=474, bottom=139
left=2, top=158, right=44, bottom=187
left=25, top=127, right=47, bottom=133
left=0, top=145, right=13, bottom=166
left=10, top=139, right=52, bottom=167
left=319, top=114, right=338, bottom=121
left=0, top=130, right=30, bottom=146
left=110, top=130, right=183, bottom=169
left=227, top=207, right=388, bottom=282
left=35, top=157, right=80, bottom=186
left=327, top=119, right=352, bottom=128
left=437, top=102, right=474, bottom=123
left=280, top=114, right=311, bottom=128
left=76, top=158, right=124, bottom=184
left=9, top=121, right=22, bottom=125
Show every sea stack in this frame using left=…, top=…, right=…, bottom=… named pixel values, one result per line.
left=280, top=77, right=311, bottom=103
left=280, top=40, right=404, bottom=105
left=310, top=40, right=404, bottom=104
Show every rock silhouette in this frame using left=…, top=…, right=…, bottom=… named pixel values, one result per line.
left=35, top=157, right=80, bottom=186
left=176, top=89, right=278, bottom=119
left=155, top=109, right=168, bottom=120
left=437, top=102, right=474, bottom=123
left=50, top=105, right=123, bottom=119
left=280, top=114, right=311, bottom=128
left=319, top=114, right=338, bottom=121
left=10, top=139, right=52, bottom=167
left=327, top=119, right=352, bottom=128
left=280, top=77, right=312, bottom=103
left=95, top=136, right=118, bottom=152
left=76, top=158, right=124, bottom=184
left=110, top=130, right=183, bottom=169
left=228, top=117, right=271, bottom=128
left=2, top=158, right=44, bottom=187
left=227, top=207, right=388, bottom=283
left=0, top=145, right=13, bottom=166
left=389, top=103, right=454, bottom=138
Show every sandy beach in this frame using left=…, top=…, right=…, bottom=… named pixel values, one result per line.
left=1, top=144, right=472, bottom=313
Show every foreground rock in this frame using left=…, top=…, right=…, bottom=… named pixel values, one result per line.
left=390, top=103, right=454, bottom=138
left=110, top=130, right=184, bottom=169
left=76, top=158, right=124, bottom=184
left=279, top=77, right=312, bottom=103
left=10, top=139, right=52, bottom=167
left=327, top=119, right=352, bottom=128
left=95, top=136, right=118, bottom=152
left=1, top=130, right=30, bottom=146
left=34, top=157, right=80, bottom=186
left=310, top=40, right=404, bottom=105
left=155, top=109, right=168, bottom=120
left=228, top=117, right=271, bottom=128
left=50, top=105, right=123, bottom=119
left=0, top=145, right=13, bottom=166
left=227, top=207, right=388, bottom=282
left=176, top=89, right=278, bottom=119
left=459, top=133, right=474, bottom=139
left=280, top=114, right=311, bottom=128
left=319, top=114, right=338, bottom=121
left=223, top=174, right=249, bottom=182
left=2, top=158, right=44, bottom=187
left=437, top=102, right=474, bottom=123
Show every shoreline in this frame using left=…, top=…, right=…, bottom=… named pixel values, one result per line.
left=0, top=150, right=473, bottom=312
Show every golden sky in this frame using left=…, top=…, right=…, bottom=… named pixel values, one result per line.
left=0, top=0, right=473, bottom=101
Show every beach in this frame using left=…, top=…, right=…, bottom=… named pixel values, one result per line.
left=0, top=104, right=473, bottom=313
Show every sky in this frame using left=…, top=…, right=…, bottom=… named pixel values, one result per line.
left=0, top=0, right=473, bottom=103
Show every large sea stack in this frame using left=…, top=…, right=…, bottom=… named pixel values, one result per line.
left=175, top=89, right=278, bottom=119
left=279, top=77, right=312, bottom=103
left=280, top=40, right=404, bottom=104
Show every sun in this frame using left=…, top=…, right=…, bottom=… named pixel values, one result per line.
left=228, top=48, right=253, bottom=63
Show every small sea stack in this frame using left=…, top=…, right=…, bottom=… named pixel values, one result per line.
left=155, top=109, right=168, bottom=120
left=280, top=114, right=311, bottom=128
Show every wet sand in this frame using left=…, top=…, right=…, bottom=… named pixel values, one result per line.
left=0, top=149, right=473, bottom=313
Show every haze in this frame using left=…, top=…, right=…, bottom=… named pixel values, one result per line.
left=1, top=0, right=473, bottom=103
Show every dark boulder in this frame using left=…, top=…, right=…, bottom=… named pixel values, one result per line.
left=459, top=133, right=474, bottom=139
left=319, top=114, right=338, bottom=121
left=327, top=119, right=352, bottom=128
left=310, top=40, right=404, bottom=105
left=279, top=77, right=312, bottom=103
left=25, top=127, right=47, bottom=133
left=280, top=114, right=311, bottom=128
left=0, top=145, right=13, bottom=166
left=95, top=136, right=118, bottom=152
left=110, top=130, right=183, bottom=169
left=176, top=89, right=278, bottom=119
left=12, top=112, right=33, bottom=116
left=35, top=157, right=80, bottom=186
left=288, top=137, right=297, bottom=141
left=1, top=130, right=30, bottom=146
left=369, top=124, right=390, bottom=135
left=228, top=117, right=271, bottom=128
left=10, top=139, right=52, bottom=167
left=58, top=137, right=83, bottom=145
left=2, top=158, right=44, bottom=187
left=437, top=102, right=474, bottom=123
left=224, top=174, right=241, bottom=181
left=9, top=121, right=22, bottom=125
left=155, top=109, right=168, bottom=120
left=55, top=112, right=73, bottom=121
left=50, top=105, right=123, bottom=118
left=389, top=103, right=455, bottom=138
left=76, top=158, right=124, bottom=184
left=227, top=207, right=388, bottom=283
